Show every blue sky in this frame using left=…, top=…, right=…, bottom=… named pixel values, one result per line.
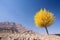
left=0, top=0, right=60, bottom=34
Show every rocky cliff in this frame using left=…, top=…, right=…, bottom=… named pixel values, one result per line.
left=0, top=22, right=60, bottom=40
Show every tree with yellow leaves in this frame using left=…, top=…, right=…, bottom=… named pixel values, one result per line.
left=34, top=8, right=55, bottom=35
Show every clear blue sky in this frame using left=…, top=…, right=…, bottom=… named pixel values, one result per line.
left=0, top=0, right=60, bottom=34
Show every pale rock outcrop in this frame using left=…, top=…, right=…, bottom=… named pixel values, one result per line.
left=0, top=22, right=60, bottom=40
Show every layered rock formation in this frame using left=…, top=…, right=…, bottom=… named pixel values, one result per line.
left=0, top=22, right=60, bottom=40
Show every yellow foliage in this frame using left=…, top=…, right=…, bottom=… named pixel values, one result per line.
left=34, top=8, right=55, bottom=28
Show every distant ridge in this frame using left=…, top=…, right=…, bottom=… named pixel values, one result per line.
left=0, top=22, right=36, bottom=34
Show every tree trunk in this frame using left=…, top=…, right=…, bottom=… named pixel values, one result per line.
left=45, top=26, right=49, bottom=35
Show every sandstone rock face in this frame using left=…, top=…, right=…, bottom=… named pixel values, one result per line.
left=0, top=22, right=60, bottom=40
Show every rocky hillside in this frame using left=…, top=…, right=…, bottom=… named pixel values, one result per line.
left=0, top=22, right=60, bottom=40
